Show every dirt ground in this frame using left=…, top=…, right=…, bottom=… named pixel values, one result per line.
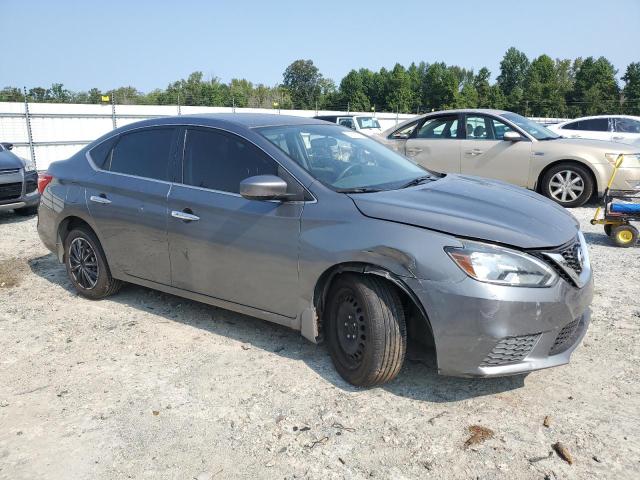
left=0, top=206, right=638, bottom=480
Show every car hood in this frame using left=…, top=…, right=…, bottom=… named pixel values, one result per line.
left=540, top=137, right=639, bottom=153
left=0, top=150, right=24, bottom=170
left=349, top=174, right=579, bottom=249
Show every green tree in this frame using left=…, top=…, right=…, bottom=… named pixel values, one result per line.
left=282, top=59, right=323, bottom=109
left=523, top=54, right=567, bottom=117
left=622, top=62, right=640, bottom=115
left=339, top=70, right=370, bottom=111
left=421, top=62, right=458, bottom=110
left=569, top=56, right=620, bottom=115
left=0, top=87, right=25, bottom=102
left=385, top=64, right=413, bottom=112
left=497, top=47, right=530, bottom=112
left=473, top=68, right=491, bottom=107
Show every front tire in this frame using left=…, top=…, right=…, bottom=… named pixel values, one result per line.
left=611, top=224, right=638, bottom=248
left=64, top=227, right=122, bottom=299
left=326, top=274, right=406, bottom=387
left=541, top=163, right=594, bottom=208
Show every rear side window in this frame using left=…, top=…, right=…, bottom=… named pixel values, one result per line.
left=108, top=128, right=176, bottom=181
left=615, top=118, right=640, bottom=133
left=89, top=136, right=118, bottom=169
left=563, top=118, right=609, bottom=131
left=183, top=128, right=278, bottom=194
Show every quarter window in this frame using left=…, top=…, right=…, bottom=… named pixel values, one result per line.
left=416, top=115, right=459, bottom=139
left=182, top=128, right=279, bottom=194
left=108, top=128, right=176, bottom=181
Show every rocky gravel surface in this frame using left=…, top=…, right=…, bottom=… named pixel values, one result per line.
left=0, top=207, right=638, bottom=479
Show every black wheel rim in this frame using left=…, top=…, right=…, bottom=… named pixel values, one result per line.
left=335, top=292, right=367, bottom=365
left=69, top=237, right=99, bottom=290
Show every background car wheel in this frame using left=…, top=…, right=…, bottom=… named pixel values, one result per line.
left=541, top=163, right=594, bottom=207
left=14, top=205, right=38, bottom=216
left=326, top=273, right=406, bottom=387
left=604, top=224, right=613, bottom=237
left=64, top=227, right=122, bottom=299
left=611, top=224, right=638, bottom=248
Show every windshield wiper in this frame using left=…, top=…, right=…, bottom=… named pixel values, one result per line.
left=336, top=187, right=384, bottom=194
left=399, top=175, right=434, bottom=189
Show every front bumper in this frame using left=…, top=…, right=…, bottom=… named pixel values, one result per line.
left=0, top=189, right=40, bottom=212
left=407, top=272, right=594, bottom=377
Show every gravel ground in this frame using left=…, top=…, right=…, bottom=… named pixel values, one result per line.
left=0, top=206, right=638, bottom=480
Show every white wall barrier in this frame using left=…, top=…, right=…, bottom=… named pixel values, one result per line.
left=0, top=102, right=416, bottom=170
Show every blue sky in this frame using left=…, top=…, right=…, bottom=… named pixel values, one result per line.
left=2, top=0, right=638, bottom=92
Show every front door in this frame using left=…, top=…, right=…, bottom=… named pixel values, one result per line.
left=167, top=127, right=303, bottom=318
left=404, top=114, right=462, bottom=174
left=460, top=114, right=532, bottom=187
left=86, top=127, right=179, bottom=284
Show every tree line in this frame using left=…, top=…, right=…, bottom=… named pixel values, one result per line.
left=2, top=48, right=639, bottom=117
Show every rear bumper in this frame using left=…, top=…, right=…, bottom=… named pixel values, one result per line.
left=406, top=272, right=594, bottom=377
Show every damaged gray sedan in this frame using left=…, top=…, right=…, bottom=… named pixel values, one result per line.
left=37, top=114, right=593, bottom=386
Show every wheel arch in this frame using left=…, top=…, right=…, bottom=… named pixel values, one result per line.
left=309, top=262, right=435, bottom=349
left=535, top=159, right=599, bottom=198
left=56, top=215, right=100, bottom=262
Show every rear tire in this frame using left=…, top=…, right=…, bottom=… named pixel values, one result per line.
left=611, top=224, right=638, bottom=248
left=541, top=163, right=594, bottom=208
left=64, top=227, right=122, bottom=299
left=14, top=205, right=38, bottom=216
left=325, top=274, right=406, bottom=387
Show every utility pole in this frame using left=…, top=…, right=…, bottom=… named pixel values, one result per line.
left=23, top=87, right=36, bottom=169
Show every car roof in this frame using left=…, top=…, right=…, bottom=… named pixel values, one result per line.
left=381, top=109, right=513, bottom=135
left=117, top=113, right=329, bottom=131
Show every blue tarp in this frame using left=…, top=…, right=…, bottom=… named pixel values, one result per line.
left=611, top=203, right=640, bottom=214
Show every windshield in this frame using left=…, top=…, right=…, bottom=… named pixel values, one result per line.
left=356, top=117, right=381, bottom=129
left=257, top=124, right=432, bottom=192
left=501, top=112, right=560, bottom=140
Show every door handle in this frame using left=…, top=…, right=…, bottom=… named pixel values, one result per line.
left=171, top=209, right=200, bottom=222
left=612, top=136, right=624, bottom=140
left=405, top=148, right=423, bottom=156
left=465, top=149, right=483, bottom=156
left=89, top=194, right=111, bottom=205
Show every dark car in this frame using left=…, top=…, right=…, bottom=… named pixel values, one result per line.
left=37, top=114, right=593, bottom=386
left=0, top=142, right=40, bottom=215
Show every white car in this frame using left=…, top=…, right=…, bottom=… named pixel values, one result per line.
left=548, top=115, right=640, bottom=145
left=313, top=115, right=383, bottom=137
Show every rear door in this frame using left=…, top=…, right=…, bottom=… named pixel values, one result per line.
left=167, top=127, right=303, bottom=318
left=460, top=114, right=531, bottom=186
left=86, top=127, right=179, bottom=284
left=403, top=114, right=462, bottom=173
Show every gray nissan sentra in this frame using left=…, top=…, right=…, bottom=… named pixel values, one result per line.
left=37, top=114, right=593, bottom=386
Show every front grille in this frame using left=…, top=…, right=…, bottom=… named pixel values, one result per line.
left=549, top=317, right=584, bottom=356
left=557, top=241, right=583, bottom=274
left=481, top=333, right=540, bottom=367
left=0, top=182, right=22, bottom=201
left=536, top=237, right=586, bottom=288
left=0, top=168, right=20, bottom=175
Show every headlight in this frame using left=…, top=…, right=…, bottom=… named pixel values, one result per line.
left=445, top=242, right=557, bottom=287
left=605, top=153, right=640, bottom=167
left=21, top=156, right=37, bottom=173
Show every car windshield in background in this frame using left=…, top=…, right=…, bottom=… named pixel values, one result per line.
left=356, top=117, right=381, bottom=129
left=501, top=112, right=560, bottom=140
left=258, top=124, right=432, bottom=192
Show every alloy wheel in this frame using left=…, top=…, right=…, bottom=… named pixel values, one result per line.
left=68, top=237, right=99, bottom=289
left=548, top=170, right=585, bottom=203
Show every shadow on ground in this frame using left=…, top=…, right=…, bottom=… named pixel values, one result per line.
left=28, top=253, right=525, bottom=403
left=0, top=211, right=36, bottom=224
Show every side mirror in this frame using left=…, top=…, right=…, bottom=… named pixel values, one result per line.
left=1, top=142, right=14, bottom=150
left=240, top=175, right=290, bottom=201
left=503, top=131, right=523, bottom=142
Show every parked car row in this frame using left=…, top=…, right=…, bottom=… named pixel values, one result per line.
left=377, top=109, right=640, bottom=207
left=36, top=114, right=594, bottom=386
